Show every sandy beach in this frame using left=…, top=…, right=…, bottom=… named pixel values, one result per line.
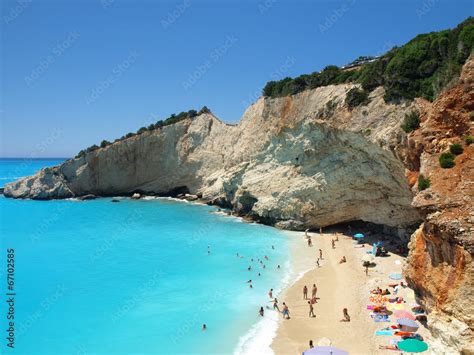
left=271, top=230, right=431, bottom=354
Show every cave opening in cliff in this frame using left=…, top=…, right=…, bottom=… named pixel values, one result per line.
left=314, top=220, right=413, bottom=257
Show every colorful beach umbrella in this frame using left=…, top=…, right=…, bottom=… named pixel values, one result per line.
left=389, top=273, right=403, bottom=280
left=353, top=233, right=365, bottom=239
left=397, top=339, right=429, bottom=352
left=317, top=338, right=331, bottom=346
left=303, top=346, right=349, bottom=355
left=397, top=318, right=419, bottom=328
left=394, top=310, right=416, bottom=320
left=386, top=303, right=405, bottom=311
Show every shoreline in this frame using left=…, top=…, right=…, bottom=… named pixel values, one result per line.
left=233, top=230, right=314, bottom=355
left=271, top=230, right=431, bottom=354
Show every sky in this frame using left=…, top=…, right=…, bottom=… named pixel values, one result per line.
left=1, top=0, right=472, bottom=157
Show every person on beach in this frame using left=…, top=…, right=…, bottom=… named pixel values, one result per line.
left=310, top=296, right=317, bottom=304
left=264, top=255, right=268, bottom=260
left=339, top=256, right=346, bottom=264
left=319, top=249, right=323, bottom=259
left=340, top=308, right=350, bottom=322
left=272, top=245, right=275, bottom=250
left=331, top=239, right=335, bottom=249
left=277, top=265, right=280, bottom=269
left=303, top=285, right=308, bottom=299
left=202, top=324, right=207, bottom=331
left=259, top=307, right=264, bottom=317
left=365, top=264, right=369, bottom=275
left=309, top=340, right=314, bottom=349
left=282, top=303, right=290, bottom=319
left=268, top=289, right=273, bottom=299
left=319, top=227, right=322, bottom=234
left=273, top=298, right=280, bottom=312
left=316, top=258, right=320, bottom=268
left=312, top=284, right=317, bottom=298
left=248, top=266, right=252, bottom=271
left=308, top=301, right=315, bottom=317
left=335, top=235, right=339, bottom=242
left=307, top=237, right=312, bottom=247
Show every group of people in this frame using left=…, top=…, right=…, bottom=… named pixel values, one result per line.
left=303, top=284, right=319, bottom=317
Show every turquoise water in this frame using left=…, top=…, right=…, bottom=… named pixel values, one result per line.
left=0, top=158, right=66, bottom=187
left=0, top=159, right=290, bottom=354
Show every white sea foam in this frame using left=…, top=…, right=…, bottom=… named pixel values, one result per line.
left=233, top=259, right=292, bottom=355
left=0, top=176, right=22, bottom=180
left=233, top=309, right=280, bottom=355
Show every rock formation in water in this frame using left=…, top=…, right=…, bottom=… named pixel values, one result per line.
left=4, top=82, right=421, bottom=231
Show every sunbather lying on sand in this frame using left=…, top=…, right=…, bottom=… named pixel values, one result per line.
left=378, top=344, right=398, bottom=350
left=371, top=287, right=382, bottom=294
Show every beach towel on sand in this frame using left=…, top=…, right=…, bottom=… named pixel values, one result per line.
left=374, top=317, right=391, bottom=323
left=375, top=330, right=394, bottom=336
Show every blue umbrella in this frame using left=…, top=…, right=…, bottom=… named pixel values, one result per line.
left=303, top=346, right=349, bottom=355
left=353, top=233, right=365, bottom=239
left=389, top=273, right=403, bottom=280
left=397, top=318, right=419, bottom=328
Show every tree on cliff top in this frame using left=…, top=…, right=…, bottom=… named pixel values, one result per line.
left=262, top=17, right=474, bottom=102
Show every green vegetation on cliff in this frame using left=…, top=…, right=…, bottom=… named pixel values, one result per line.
left=401, top=111, right=421, bottom=133
left=439, top=152, right=456, bottom=168
left=345, top=88, right=370, bottom=109
left=75, top=107, right=211, bottom=158
left=262, top=17, right=474, bottom=103
left=418, top=174, right=431, bottom=191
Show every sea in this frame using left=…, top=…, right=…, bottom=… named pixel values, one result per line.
left=0, top=158, right=293, bottom=354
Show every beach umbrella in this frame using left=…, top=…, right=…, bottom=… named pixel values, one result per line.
left=303, top=346, right=349, bottom=355
left=386, top=303, right=405, bottom=311
left=397, top=339, right=429, bottom=352
left=389, top=273, right=403, bottom=280
left=353, top=233, right=365, bottom=239
left=317, top=338, right=331, bottom=346
left=394, top=310, right=416, bottom=320
left=397, top=318, right=419, bottom=329
left=361, top=254, right=375, bottom=262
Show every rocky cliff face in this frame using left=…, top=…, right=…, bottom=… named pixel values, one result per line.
left=404, top=56, right=474, bottom=354
left=4, top=51, right=473, bottom=353
left=4, top=82, right=421, bottom=230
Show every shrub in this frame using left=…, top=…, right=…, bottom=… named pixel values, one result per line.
left=100, top=140, right=111, bottom=148
left=464, top=135, right=473, bottom=145
left=401, top=111, right=420, bottom=133
left=418, top=174, right=431, bottom=191
left=470, top=111, right=474, bottom=121
left=345, top=88, right=370, bottom=109
left=198, top=106, right=211, bottom=114
left=449, top=143, right=464, bottom=155
left=137, top=127, right=147, bottom=134
left=439, top=152, right=456, bottom=168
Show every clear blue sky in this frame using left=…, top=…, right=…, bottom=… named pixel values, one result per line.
left=1, top=0, right=472, bottom=157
